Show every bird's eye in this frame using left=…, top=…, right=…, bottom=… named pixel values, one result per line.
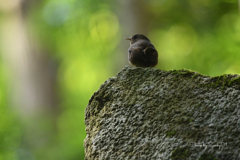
left=132, top=36, right=136, bottom=40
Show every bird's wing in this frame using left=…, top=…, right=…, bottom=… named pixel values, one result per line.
left=143, top=46, right=158, bottom=56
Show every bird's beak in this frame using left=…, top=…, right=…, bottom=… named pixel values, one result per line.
left=124, top=37, right=131, bottom=40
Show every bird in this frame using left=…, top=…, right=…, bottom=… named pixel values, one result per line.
left=124, top=34, right=158, bottom=68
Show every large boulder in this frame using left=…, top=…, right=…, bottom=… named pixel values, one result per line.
left=84, top=66, right=240, bottom=160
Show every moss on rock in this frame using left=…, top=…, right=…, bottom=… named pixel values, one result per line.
left=84, top=66, right=240, bottom=160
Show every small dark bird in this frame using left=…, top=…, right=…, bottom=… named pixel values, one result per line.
left=124, top=34, right=158, bottom=68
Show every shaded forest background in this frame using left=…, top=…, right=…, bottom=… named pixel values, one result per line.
left=0, top=0, right=239, bottom=159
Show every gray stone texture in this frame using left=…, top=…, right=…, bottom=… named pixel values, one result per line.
left=84, top=66, right=240, bottom=160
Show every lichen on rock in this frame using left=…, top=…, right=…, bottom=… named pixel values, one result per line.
left=84, top=66, right=240, bottom=160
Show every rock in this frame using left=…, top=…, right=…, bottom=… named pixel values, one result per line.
left=84, top=66, right=240, bottom=160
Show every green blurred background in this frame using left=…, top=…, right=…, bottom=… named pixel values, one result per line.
left=0, top=0, right=240, bottom=159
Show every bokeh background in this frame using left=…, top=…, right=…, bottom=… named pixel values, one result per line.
left=0, top=0, right=240, bottom=159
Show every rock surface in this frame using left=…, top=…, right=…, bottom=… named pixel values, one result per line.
left=84, top=66, right=240, bottom=160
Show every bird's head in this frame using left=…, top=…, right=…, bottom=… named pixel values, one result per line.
left=124, top=34, right=150, bottom=45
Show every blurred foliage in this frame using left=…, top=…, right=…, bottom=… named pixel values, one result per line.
left=1, top=0, right=240, bottom=159
left=28, top=0, right=119, bottom=159
left=0, top=61, right=21, bottom=160
left=148, top=0, right=240, bottom=76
